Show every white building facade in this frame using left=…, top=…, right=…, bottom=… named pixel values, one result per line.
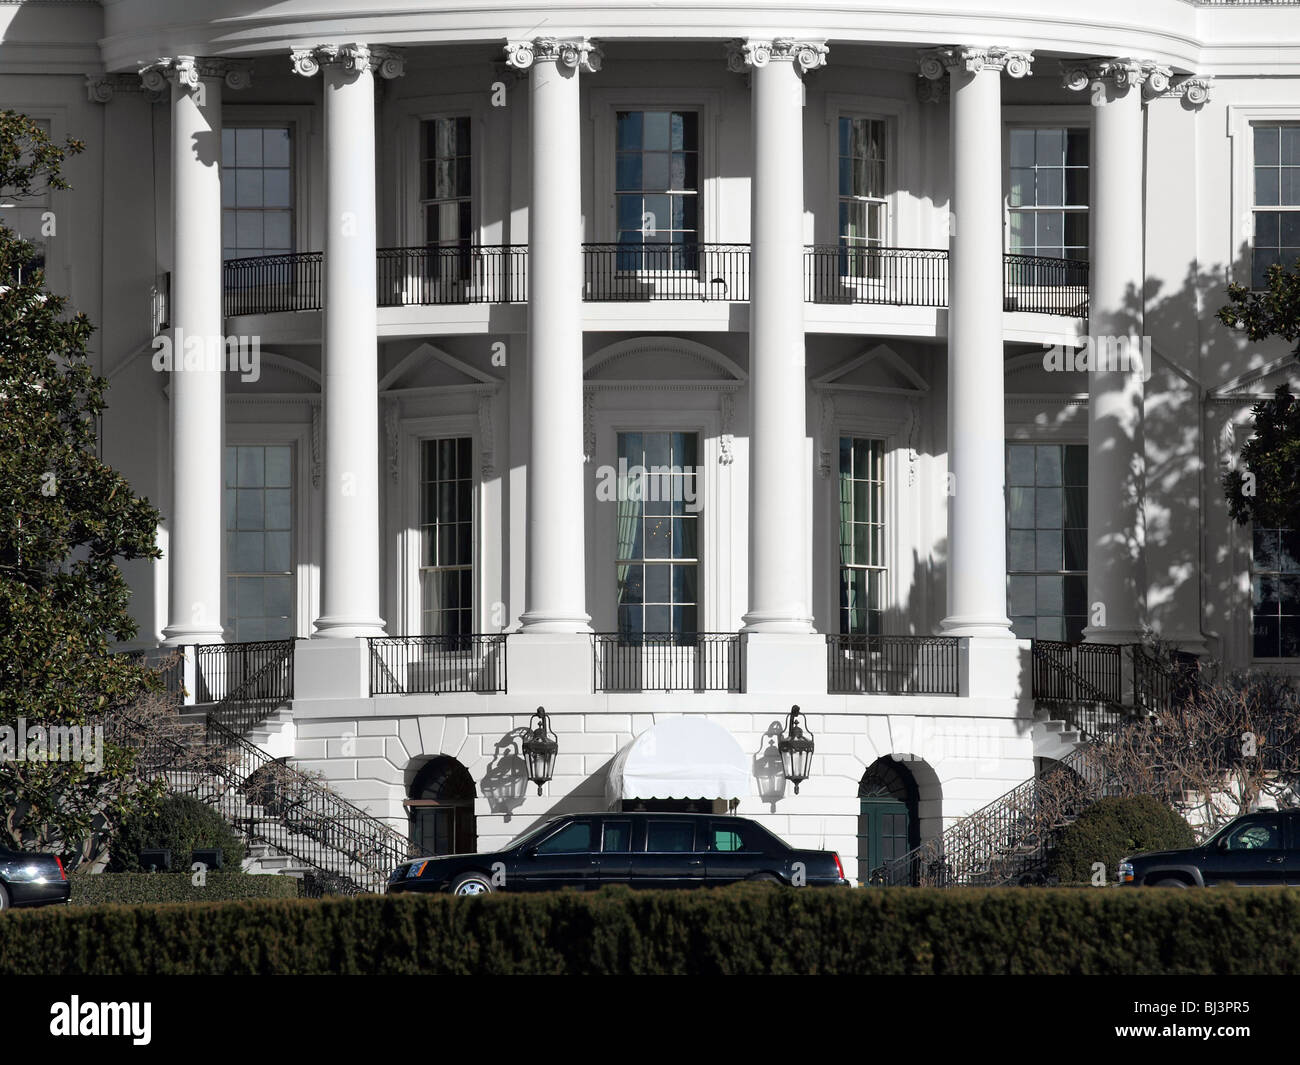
left=2, top=0, right=1299, bottom=883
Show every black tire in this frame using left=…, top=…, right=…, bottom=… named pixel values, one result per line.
left=0, top=882, right=9, bottom=912
left=747, top=873, right=784, bottom=886
left=449, top=871, right=494, bottom=897
left=1153, top=877, right=1190, bottom=888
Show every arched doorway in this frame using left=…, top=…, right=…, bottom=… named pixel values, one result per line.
left=858, top=758, right=920, bottom=883
left=407, top=756, right=477, bottom=856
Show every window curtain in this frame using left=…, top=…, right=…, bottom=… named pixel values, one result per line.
left=839, top=455, right=856, bottom=629
left=616, top=496, right=641, bottom=607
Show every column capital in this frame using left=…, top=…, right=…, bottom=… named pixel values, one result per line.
left=289, top=43, right=406, bottom=79
left=87, top=72, right=167, bottom=105
left=726, top=38, right=828, bottom=75
left=1149, top=74, right=1214, bottom=108
left=503, top=37, right=602, bottom=73
left=918, top=46, right=1033, bottom=80
left=1060, top=58, right=1173, bottom=98
left=139, top=57, right=253, bottom=94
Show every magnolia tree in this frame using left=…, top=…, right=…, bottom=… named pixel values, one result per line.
left=1218, top=257, right=1300, bottom=531
left=0, top=109, right=175, bottom=864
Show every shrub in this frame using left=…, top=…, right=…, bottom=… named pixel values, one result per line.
left=1049, top=795, right=1196, bottom=883
left=109, top=794, right=246, bottom=873
left=3, top=885, right=1300, bottom=975
left=70, top=871, right=299, bottom=906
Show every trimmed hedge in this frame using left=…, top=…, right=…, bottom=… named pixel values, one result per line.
left=1050, top=796, right=1197, bottom=883
left=109, top=794, right=246, bottom=873
left=70, top=872, right=300, bottom=907
left=4, top=884, right=1300, bottom=974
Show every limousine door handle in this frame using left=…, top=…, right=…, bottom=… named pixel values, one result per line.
left=1266, top=855, right=1284, bottom=864
left=687, top=859, right=703, bottom=867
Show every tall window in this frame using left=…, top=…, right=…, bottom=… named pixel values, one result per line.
left=225, top=445, right=293, bottom=641
left=420, top=117, right=472, bottom=253
left=1251, top=528, right=1299, bottom=658
left=839, top=438, right=886, bottom=635
left=221, top=127, right=292, bottom=260
left=0, top=118, right=51, bottom=283
left=1252, top=125, right=1300, bottom=290
left=1008, top=128, right=1089, bottom=262
left=420, top=438, right=474, bottom=636
left=1007, top=443, right=1088, bottom=641
left=615, top=432, right=699, bottom=636
left=615, top=111, right=699, bottom=269
left=838, top=117, right=887, bottom=277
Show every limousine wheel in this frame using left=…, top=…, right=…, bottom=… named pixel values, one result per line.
left=451, top=872, right=494, bottom=896
left=747, top=873, right=783, bottom=885
left=0, top=883, right=8, bottom=911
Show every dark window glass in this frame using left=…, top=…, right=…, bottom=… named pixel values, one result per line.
left=1251, top=527, right=1300, bottom=658
left=603, top=821, right=632, bottom=852
left=645, top=821, right=695, bottom=852
left=1222, top=817, right=1284, bottom=852
left=538, top=821, right=593, bottom=854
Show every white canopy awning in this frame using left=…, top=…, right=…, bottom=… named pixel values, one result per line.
left=605, top=717, right=753, bottom=806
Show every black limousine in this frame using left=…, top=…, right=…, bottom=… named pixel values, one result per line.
left=0, top=846, right=70, bottom=910
left=388, top=812, right=851, bottom=895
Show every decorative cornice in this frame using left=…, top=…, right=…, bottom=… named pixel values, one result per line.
left=582, top=389, right=596, bottom=464
left=138, top=57, right=253, bottom=94
left=310, top=404, right=322, bottom=488
left=290, top=44, right=405, bottom=79
left=918, top=46, right=1034, bottom=80
left=1060, top=58, right=1174, bottom=99
left=727, top=38, right=828, bottom=75
left=87, top=72, right=166, bottom=104
left=477, top=394, right=496, bottom=478
left=1153, top=75, right=1214, bottom=106
left=719, top=391, right=735, bottom=466
left=384, top=401, right=399, bottom=483
left=504, top=37, right=602, bottom=74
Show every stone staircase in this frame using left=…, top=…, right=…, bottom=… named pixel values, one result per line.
left=121, top=643, right=419, bottom=894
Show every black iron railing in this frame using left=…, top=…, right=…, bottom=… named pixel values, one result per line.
left=805, top=246, right=949, bottom=307
left=224, top=252, right=323, bottom=315
left=377, top=244, right=528, bottom=306
left=592, top=632, right=743, bottom=692
left=1003, top=253, right=1089, bottom=316
left=192, top=639, right=294, bottom=704
left=826, top=634, right=959, bottom=695
left=583, top=243, right=750, bottom=301
left=1031, top=640, right=1122, bottom=704
left=221, top=245, right=1088, bottom=317
left=368, top=634, right=508, bottom=696
left=114, top=710, right=418, bottom=894
left=873, top=745, right=1111, bottom=887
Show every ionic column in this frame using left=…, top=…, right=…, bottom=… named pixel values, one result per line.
left=292, top=44, right=404, bottom=638
left=142, top=57, right=250, bottom=645
left=729, top=38, right=827, bottom=633
left=1063, top=59, right=1165, bottom=643
left=920, top=47, right=1033, bottom=638
left=505, top=38, right=600, bottom=633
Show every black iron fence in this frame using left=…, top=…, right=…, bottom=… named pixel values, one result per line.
left=192, top=640, right=295, bottom=706
left=368, top=634, right=508, bottom=696
left=1003, top=253, right=1089, bottom=316
left=1031, top=640, right=1122, bottom=706
left=592, top=632, right=743, bottom=692
left=826, top=634, right=960, bottom=695
left=377, top=244, right=528, bottom=305
left=583, top=243, right=750, bottom=301
left=221, top=246, right=1087, bottom=318
left=805, top=245, right=949, bottom=307
left=224, top=252, right=323, bottom=315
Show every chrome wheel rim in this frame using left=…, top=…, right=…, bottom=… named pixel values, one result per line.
left=456, top=880, right=488, bottom=896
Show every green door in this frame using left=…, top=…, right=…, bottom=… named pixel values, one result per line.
left=858, top=798, right=911, bottom=883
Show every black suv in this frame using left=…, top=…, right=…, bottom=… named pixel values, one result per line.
left=1120, top=809, right=1300, bottom=887
left=388, top=812, right=850, bottom=895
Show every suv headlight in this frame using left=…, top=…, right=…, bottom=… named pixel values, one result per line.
left=1118, top=859, right=1134, bottom=884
